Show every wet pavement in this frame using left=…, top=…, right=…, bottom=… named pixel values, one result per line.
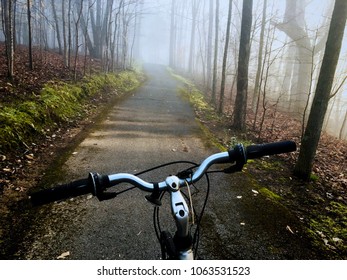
left=17, top=64, right=319, bottom=259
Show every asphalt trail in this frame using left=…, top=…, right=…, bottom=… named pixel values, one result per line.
left=21, top=64, right=319, bottom=260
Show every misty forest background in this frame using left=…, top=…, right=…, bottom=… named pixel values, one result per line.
left=0, top=0, right=346, bottom=180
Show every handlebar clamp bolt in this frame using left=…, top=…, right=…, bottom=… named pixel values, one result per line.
left=166, top=175, right=180, bottom=191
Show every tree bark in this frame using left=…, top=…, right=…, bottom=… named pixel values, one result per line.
left=339, top=109, right=347, bottom=140
left=188, top=0, right=199, bottom=74
left=206, top=0, right=213, bottom=90
left=74, top=0, right=84, bottom=80
left=233, top=0, right=253, bottom=131
left=211, top=0, right=219, bottom=106
left=2, top=0, right=15, bottom=78
left=62, top=0, right=68, bottom=66
left=169, top=0, right=176, bottom=68
left=294, top=0, right=347, bottom=180
left=27, top=0, right=33, bottom=70
left=51, top=0, right=62, bottom=54
left=251, top=0, right=267, bottom=112
left=218, top=0, right=232, bottom=114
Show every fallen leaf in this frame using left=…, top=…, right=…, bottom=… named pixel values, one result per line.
left=57, top=251, right=70, bottom=259
left=25, top=154, right=34, bottom=160
left=332, top=237, right=342, bottom=244
left=286, top=225, right=294, bottom=234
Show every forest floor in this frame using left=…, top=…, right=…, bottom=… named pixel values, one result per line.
left=190, top=92, right=347, bottom=259
left=0, top=44, right=105, bottom=199
left=0, top=44, right=346, bottom=259
left=0, top=44, right=119, bottom=257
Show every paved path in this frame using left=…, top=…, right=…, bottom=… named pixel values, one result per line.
left=20, top=65, right=318, bottom=259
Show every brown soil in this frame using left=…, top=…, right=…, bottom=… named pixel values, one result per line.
left=195, top=105, right=347, bottom=259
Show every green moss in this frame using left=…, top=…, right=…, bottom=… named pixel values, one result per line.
left=178, top=86, right=217, bottom=120
left=114, top=70, right=143, bottom=92
left=259, top=187, right=282, bottom=201
left=41, top=82, right=84, bottom=122
left=0, top=106, right=39, bottom=148
left=310, top=173, right=320, bottom=182
left=167, top=67, right=194, bottom=87
left=0, top=70, right=143, bottom=153
left=307, top=201, right=347, bottom=257
left=168, top=69, right=218, bottom=121
left=197, top=121, right=227, bottom=151
left=260, top=160, right=284, bottom=171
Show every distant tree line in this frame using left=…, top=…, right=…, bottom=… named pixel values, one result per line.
left=0, top=0, right=142, bottom=78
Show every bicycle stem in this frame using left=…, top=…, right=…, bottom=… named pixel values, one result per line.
left=166, top=175, right=194, bottom=260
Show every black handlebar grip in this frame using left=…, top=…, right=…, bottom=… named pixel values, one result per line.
left=30, top=178, right=91, bottom=206
left=246, top=140, right=296, bottom=159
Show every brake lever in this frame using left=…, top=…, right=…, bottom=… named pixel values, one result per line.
left=224, top=144, right=247, bottom=174
left=176, top=169, right=193, bottom=179
left=222, top=161, right=244, bottom=173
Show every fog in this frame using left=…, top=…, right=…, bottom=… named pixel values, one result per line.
left=1, top=0, right=346, bottom=139
left=137, top=0, right=347, bottom=140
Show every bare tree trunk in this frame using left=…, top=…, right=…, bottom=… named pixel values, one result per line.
left=74, top=0, right=84, bottom=80
left=301, top=32, right=319, bottom=140
left=211, top=0, right=219, bottom=106
left=27, top=0, right=33, bottom=70
left=251, top=0, right=267, bottom=112
left=294, top=0, right=347, bottom=180
left=13, top=0, right=17, bottom=52
left=169, top=0, right=176, bottom=68
left=80, top=0, right=96, bottom=58
left=188, top=0, right=199, bottom=74
left=218, top=0, right=232, bottom=114
left=3, top=0, right=15, bottom=78
left=96, top=0, right=102, bottom=58
left=62, top=0, right=68, bottom=67
left=83, top=0, right=94, bottom=76
left=67, top=0, right=72, bottom=68
left=233, top=0, right=253, bottom=131
left=130, top=0, right=141, bottom=67
left=276, top=0, right=327, bottom=115
left=256, top=25, right=276, bottom=139
left=206, top=0, right=213, bottom=90
left=111, top=0, right=123, bottom=71
left=51, top=0, right=62, bottom=54
left=16, top=6, right=24, bottom=46
left=339, top=109, right=347, bottom=140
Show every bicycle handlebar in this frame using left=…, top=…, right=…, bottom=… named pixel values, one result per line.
left=30, top=140, right=296, bottom=206
left=246, top=141, right=296, bottom=159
